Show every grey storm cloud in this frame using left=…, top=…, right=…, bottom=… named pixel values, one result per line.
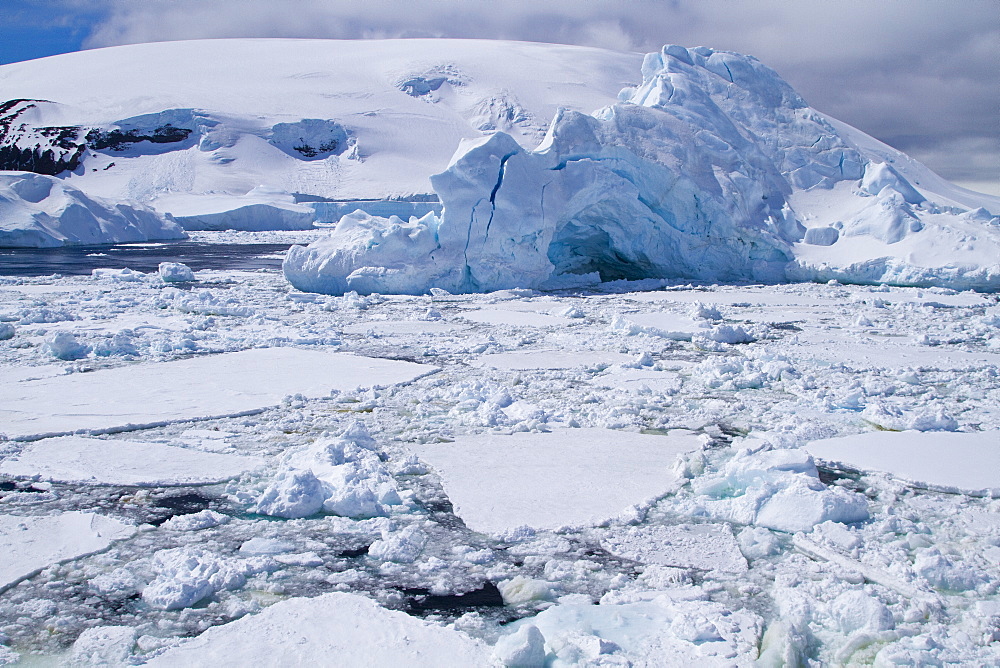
left=55, top=0, right=1000, bottom=193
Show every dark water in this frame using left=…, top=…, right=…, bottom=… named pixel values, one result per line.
left=0, top=241, right=293, bottom=277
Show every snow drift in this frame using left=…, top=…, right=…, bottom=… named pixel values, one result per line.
left=284, top=44, right=1000, bottom=294
left=0, top=171, right=185, bottom=248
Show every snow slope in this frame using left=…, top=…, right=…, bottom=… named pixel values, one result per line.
left=285, top=43, right=1000, bottom=294
left=0, top=38, right=640, bottom=211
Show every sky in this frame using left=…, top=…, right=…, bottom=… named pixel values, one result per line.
left=1, top=0, right=997, bottom=195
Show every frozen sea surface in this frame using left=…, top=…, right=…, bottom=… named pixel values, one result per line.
left=0, top=256, right=999, bottom=665
left=411, top=428, right=703, bottom=533
left=0, top=348, right=433, bottom=440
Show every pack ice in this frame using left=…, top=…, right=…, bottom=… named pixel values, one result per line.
left=285, top=44, right=1000, bottom=294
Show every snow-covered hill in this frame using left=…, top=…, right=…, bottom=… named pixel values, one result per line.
left=0, top=38, right=640, bottom=213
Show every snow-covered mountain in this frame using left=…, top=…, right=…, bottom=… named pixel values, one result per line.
left=0, top=39, right=640, bottom=217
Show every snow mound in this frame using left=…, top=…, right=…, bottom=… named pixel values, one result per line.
left=284, top=44, right=1000, bottom=295
left=0, top=171, right=185, bottom=248
left=253, top=421, right=403, bottom=519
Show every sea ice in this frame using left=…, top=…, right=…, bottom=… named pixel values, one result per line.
left=144, top=591, right=495, bottom=665
left=0, top=512, right=136, bottom=592
left=340, top=320, right=468, bottom=335
left=806, top=430, right=1000, bottom=495
left=502, top=594, right=762, bottom=667
left=69, top=626, right=137, bottom=666
left=0, top=436, right=265, bottom=486
left=685, top=446, right=870, bottom=533
left=0, top=348, right=433, bottom=440
left=141, top=547, right=271, bottom=610
left=600, top=523, right=748, bottom=573
left=616, top=312, right=709, bottom=341
left=252, top=421, right=404, bottom=519
left=586, top=367, right=682, bottom=393
left=158, top=262, right=195, bottom=282
left=469, top=350, right=632, bottom=371
left=458, top=309, right=575, bottom=328
left=410, top=428, right=703, bottom=533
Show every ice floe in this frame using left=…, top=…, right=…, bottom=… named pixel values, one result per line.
left=0, top=348, right=433, bottom=439
left=806, top=430, right=1000, bottom=495
left=469, top=350, right=632, bottom=371
left=341, top=320, right=468, bottom=336
left=411, top=427, right=704, bottom=533
left=459, top=309, right=576, bottom=328
left=600, top=523, right=748, bottom=573
left=0, top=512, right=136, bottom=592
left=0, top=436, right=265, bottom=486
left=145, top=591, right=494, bottom=666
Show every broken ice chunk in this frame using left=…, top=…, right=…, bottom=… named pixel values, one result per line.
left=368, top=525, right=427, bottom=563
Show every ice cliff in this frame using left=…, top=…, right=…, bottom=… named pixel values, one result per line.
left=0, top=172, right=185, bottom=248
left=284, top=44, right=1000, bottom=294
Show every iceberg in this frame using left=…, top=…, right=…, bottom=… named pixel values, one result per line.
left=284, top=44, right=1000, bottom=295
left=0, top=171, right=185, bottom=248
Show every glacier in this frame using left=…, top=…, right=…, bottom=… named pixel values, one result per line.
left=284, top=44, right=1000, bottom=294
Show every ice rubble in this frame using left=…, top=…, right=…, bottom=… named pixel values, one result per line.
left=499, top=592, right=763, bottom=667
left=0, top=172, right=185, bottom=248
left=1, top=270, right=1000, bottom=664
left=285, top=44, right=1000, bottom=295
left=252, top=422, right=405, bottom=519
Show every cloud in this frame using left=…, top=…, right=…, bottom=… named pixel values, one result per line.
left=65, top=0, right=1000, bottom=191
